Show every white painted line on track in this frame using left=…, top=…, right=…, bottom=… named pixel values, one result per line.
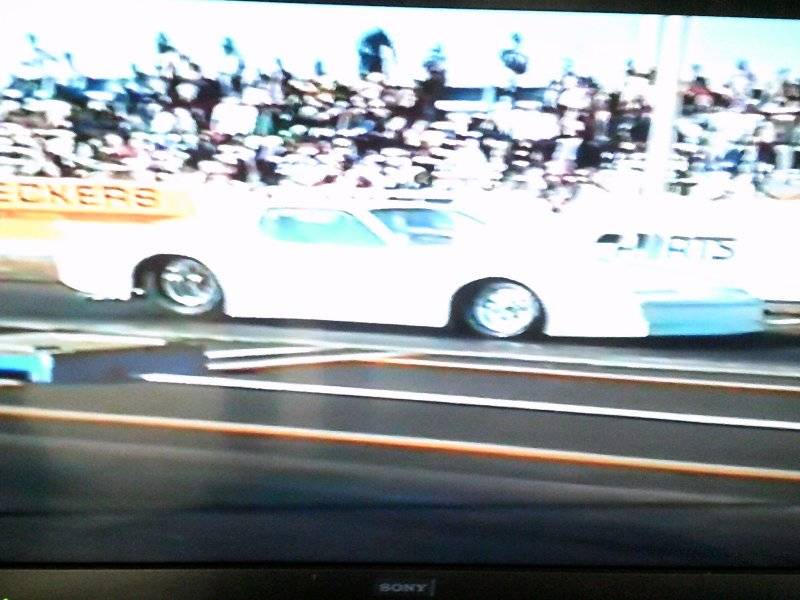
left=409, top=349, right=800, bottom=380
left=0, top=379, right=22, bottom=387
left=205, top=346, right=329, bottom=360
left=0, top=319, right=368, bottom=351
left=139, top=373, right=800, bottom=432
left=1, top=403, right=798, bottom=483
left=0, top=331, right=167, bottom=348
left=375, top=357, right=800, bottom=393
left=207, top=351, right=407, bottom=372
left=767, top=318, right=800, bottom=326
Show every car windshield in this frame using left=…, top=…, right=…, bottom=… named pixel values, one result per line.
left=260, top=208, right=383, bottom=246
left=370, top=208, right=484, bottom=244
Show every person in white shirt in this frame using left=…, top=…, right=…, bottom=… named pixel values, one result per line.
left=727, top=60, right=756, bottom=112
left=217, top=37, right=245, bottom=94
left=153, top=34, right=178, bottom=77
left=52, top=52, right=82, bottom=88
left=267, top=59, right=286, bottom=105
left=150, top=106, right=178, bottom=135
left=210, top=96, right=258, bottom=136
left=173, top=107, right=198, bottom=134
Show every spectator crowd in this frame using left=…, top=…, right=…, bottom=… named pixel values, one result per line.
left=0, top=30, right=661, bottom=202
left=676, top=60, right=800, bottom=198
left=7, top=29, right=797, bottom=202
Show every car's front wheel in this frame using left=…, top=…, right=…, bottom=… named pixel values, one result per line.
left=142, top=257, right=223, bottom=316
left=463, top=280, right=544, bottom=339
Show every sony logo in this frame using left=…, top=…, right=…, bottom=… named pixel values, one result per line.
left=376, top=580, right=436, bottom=596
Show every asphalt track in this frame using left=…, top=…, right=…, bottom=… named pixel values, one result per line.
left=1, top=282, right=800, bottom=566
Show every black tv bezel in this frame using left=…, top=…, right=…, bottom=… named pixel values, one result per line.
left=2, top=0, right=800, bottom=597
left=241, top=0, right=797, bottom=19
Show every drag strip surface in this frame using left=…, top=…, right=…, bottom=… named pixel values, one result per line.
left=141, top=372, right=800, bottom=432
left=6, top=282, right=800, bottom=378
left=195, top=359, right=800, bottom=423
left=4, top=402, right=800, bottom=484
left=2, top=381, right=799, bottom=474
left=3, top=282, right=800, bottom=566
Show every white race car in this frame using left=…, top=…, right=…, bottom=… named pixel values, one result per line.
left=54, top=199, right=765, bottom=339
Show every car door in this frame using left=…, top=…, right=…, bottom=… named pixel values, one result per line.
left=357, top=208, right=483, bottom=327
left=252, top=207, right=390, bottom=322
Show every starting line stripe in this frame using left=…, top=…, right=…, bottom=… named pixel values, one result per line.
left=204, top=346, right=329, bottom=360
left=768, top=318, right=800, bottom=326
left=207, top=351, right=406, bottom=372
left=375, top=357, right=800, bottom=394
left=394, top=349, right=800, bottom=380
left=139, top=373, right=800, bottom=432
left=0, top=403, right=798, bottom=483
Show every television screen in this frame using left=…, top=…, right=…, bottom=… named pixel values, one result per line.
left=1, top=0, right=799, bottom=573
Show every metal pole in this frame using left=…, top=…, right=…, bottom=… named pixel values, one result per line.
left=643, top=15, right=690, bottom=199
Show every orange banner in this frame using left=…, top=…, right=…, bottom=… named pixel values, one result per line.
left=0, top=177, right=193, bottom=220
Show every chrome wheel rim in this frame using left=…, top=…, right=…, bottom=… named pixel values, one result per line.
left=472, top=283, right=538, bottom=337
left=159, top=259, right=220, bottom=308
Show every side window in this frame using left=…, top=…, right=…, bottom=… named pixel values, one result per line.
left=596, top=234, right=622, bottom=245
left=260, top=209, right=383, bottom=246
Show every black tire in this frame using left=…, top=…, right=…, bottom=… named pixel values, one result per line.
left=142, top=257, right=223, bottom=316
left=462, top=280, right=544, bottom=339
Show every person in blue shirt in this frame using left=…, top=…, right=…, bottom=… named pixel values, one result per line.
left=500, top=33, right=528, bottom=102
left=358, top=28, right=395, bottom=79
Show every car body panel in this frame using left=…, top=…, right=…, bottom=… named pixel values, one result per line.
left=53, top=200, right=765, bottom=338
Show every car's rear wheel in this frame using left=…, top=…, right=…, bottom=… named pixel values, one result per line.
left=143, top=257, right=223, bottom=316
left=463, top=281, right=544, bottom=339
